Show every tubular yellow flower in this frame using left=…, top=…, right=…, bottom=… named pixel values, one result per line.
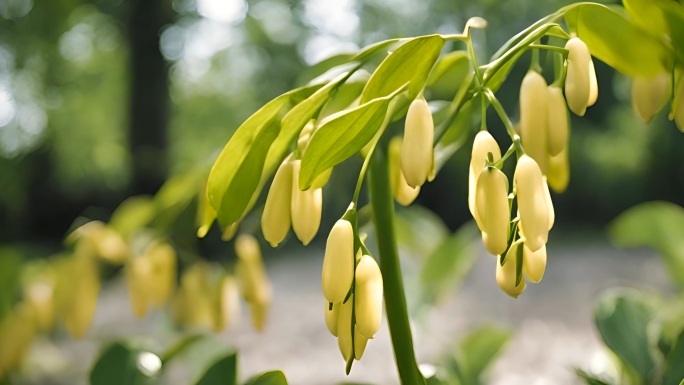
left=290, top=160, right=322, bottom=245
left=354, top=255, right=383, bottom=338
left=547, top=85, right=569, bottom=157
left=543, top=177, right=555, bottom=230
left=337, top=295, right=354, bottom=361
left=520, top=70, right=549, bottom=173
left=631, top=74, right=670, bottom=124
left=496, top=240, right=526, bottom=298
left=145, top=242, right=176, bottom=307
left=325, top=302, right=340, bottom=337
left=523, top=243, right=547, bottom=283
left=0, top=303, right=36, bottom=376
left=172, top=264, right=214, bottom=328
left=24, top=282, right=55, bottom=332
left=676, top=78, right=684, bottom=133
left=354, top=328, right=369, bottom=360
left=389, top=137, right=420, bottom=206
left=249, top=301, right=269, bottom=332
left=216, top=276, right=240, bottom=332
left=322, top=219, right=355, bottom=304
left=401, top=97, right=434, bottom=188
left=469, top=131, right=502, bottom=226
left=56, top=252, right=100, bottom=339
left=475, top=167, right=510, bottom=256
left=588, top=60, right=598, bottom=107
left=262, top=156, right=293, bottom=247
left=235, top=234, right=272, bottom=306
left=547, top=148, right=570, bottom=193
left=514, top=155, right=549, bottom=252
left=564, top=37, right=591, bottom=116
left=126, top=256, right=152, bottom=318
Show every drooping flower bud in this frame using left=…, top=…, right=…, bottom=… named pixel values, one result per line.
left=0, top=303, right=36, bottom=375
left=262, top=156, right=293, bottom=247
left=354, top=328, right=369, bottom=360
left=290, top=160, right=322, bottom=245
left=547, top=85, right=569, bottom=157
left=235, top=234, right=272, bottom=307
left=322, top=219, right=355, bottom=304
left=172, top=263, right=214, bottom=329
left=564, top=37, right=592, bottom=116
left=389, top=136, right=420, bottom=206
left=514, top=155, right=549, bottom=252
left=325, top=302, right=340, bottom=337
left=496, top=240, right=526, bottom=298
left=216, top=276, right=240, bottom=332
left=401, top=97, right=434, bottom=188
left=588, top=60, right=599, bottom=107
left=631, top=74, right=670, bottom=124
left=297, top=120, right=315, bottom=155
left=24, top=280, right=55, bottom=332
left=337, top=296, right=354, bottom=361
left=520, top=70, right=549, bottom=173
left=249, top=301, right=269, bottom=332
left=354, top=255, right=383, bottom=338
left=547, top=148, right=569, bottom=193
left=469, top=131, right=502, bottom=225
left=55, top=252, right=100, bottom=339
left=542, top=177, right=555, bottom=230
left=675, top=79, right=684, bottom=133
left=126, top=255, right=152, bottom=318
left=475, top=167, right=510, bottom=256
left=523, top=243, right=547, bottom=283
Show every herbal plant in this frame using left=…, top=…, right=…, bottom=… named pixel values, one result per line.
left=204, top=0, right=684, bottom=383
left=2, top=0, right=684, bottom=384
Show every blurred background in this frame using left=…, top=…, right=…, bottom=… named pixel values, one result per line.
left=1, top=0, right=683, bottom=384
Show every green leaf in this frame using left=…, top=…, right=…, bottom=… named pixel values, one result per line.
left=0, top=248, right=22, bottom=321
left=297, top=53, right=356, bottom=86
left=395, top=205, right=451, bottom=258
left=160, top=334, right=204, bottom=365
left=109, top=195, right=156, bottom=238
left=609, top=201, right=684, bottom=288
left=195, top=352, right=238, bottom=385
left=574, top=368, right=612, bottom=385
left=318, top=76, right=368, bottom=122
left=299, top=85, right=406, bottom=190
left=90, top=342, right=149, bottom=385
left=427, top=51, right=470, bottom=101
left=452, top=325, right=511, bottom=385
left=420, top=221, right=479, bottom=307
left=515, top=240, right=523, bottom=287
left=153, top=170, right=207, bottom=231
left=663, top=330, right=684, bottom=385
left=622, top=0, right=671, bottom=41
left=353, top=38, right=402, bottom=62
left=594, top=288, right=657, bottom=382
left=244, top=370, right=288, bottom=385
left=361, top=35, right=444, bottom=104
left=564, top=3, right=668, bottom=77
left=207, top=85, right=321, bottom=227
left=661, top=2, right=684, bottom=63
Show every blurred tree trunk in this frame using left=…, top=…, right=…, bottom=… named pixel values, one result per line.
left=126, top=0, right=172, bottom=195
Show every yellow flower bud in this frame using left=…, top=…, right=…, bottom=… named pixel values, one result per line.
left=514, top=155, right=549, bottom=252
left=197, top=182, right=217, bottom=238
left=354, top=328, right=368, bottom=361
left=55, top=253, right=100, bottom=339
left=24, top=281, right=55, bottom=332
left=322, top=219, right=355, bottom=304
left=262, top=156, right=293, bottom=247
left=325, top=302, right=340, bottom=337
left=173, top=264, right=214, bottom=328
left=543, top=177, right=555, bottom=230
left=310, top=167, right=333, bottom=189
left=126, top=256, right=152, bottom=318
left=235, top=235, right=272, bottom=306
left=297, top=120, right=315, bottom=155
left=337, top=296, right=354, bottom=361
left=564, top=37, right=591, bottom=116
left=290, top=160, right=322, bottom=245
left=146, top=242, right=177, bottom=307
left=216, top=276, right=240, bottom=332
left=0, top=303, right=36, bottom=376
left=547, top=85, right=569, bottom=157
left=354, top=255, right=383, bottom=338
left=547, top=148, right=570, bottom=193
left=588, top=60, right=598, bottom=107
left=520, top=70, right=549, bottom=173
left=469, top=131, right=502, bottom=226
left=401, top=97, right=434, bottom=188
left=675, top=79, right=684, bottom=133
left=496, top=240, right=526, bottom=298
left=523, top=243, right=547, bottom=283
left=389, top=137, right=420, bottom=206
left=249, top=301, right=269, bottom=332
left=631, top=74, right=670, bottom=124
left=475, top=167, right=510, bottom=256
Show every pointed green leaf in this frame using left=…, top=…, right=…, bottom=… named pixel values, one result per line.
left=361, top=35, right=444, bottom=104
left=244, top=370, right=288, bottom=385
left=90, top=342, right=148, bottom=385
left=594, top=288, right=657, bottom=381
left=452, top=325, right=511, bottom=385
left=663, top=330, right=684, bottom=385
left=299, top=86, right=406, bottom=190
left=109, top=195, right=157, bottom=238
left=574, top=369, right=612, bottom=385
left=564, top=3, right=668, bottom=77
left=195, top=352, right=237, bottom=385
left=609, top=201, right=684, bottom=288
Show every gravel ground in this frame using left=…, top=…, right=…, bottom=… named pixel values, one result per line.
left=20, top=237, right=673, bottom=385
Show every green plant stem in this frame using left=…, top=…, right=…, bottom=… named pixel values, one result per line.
left=368, top=145, right=425, bottom=385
